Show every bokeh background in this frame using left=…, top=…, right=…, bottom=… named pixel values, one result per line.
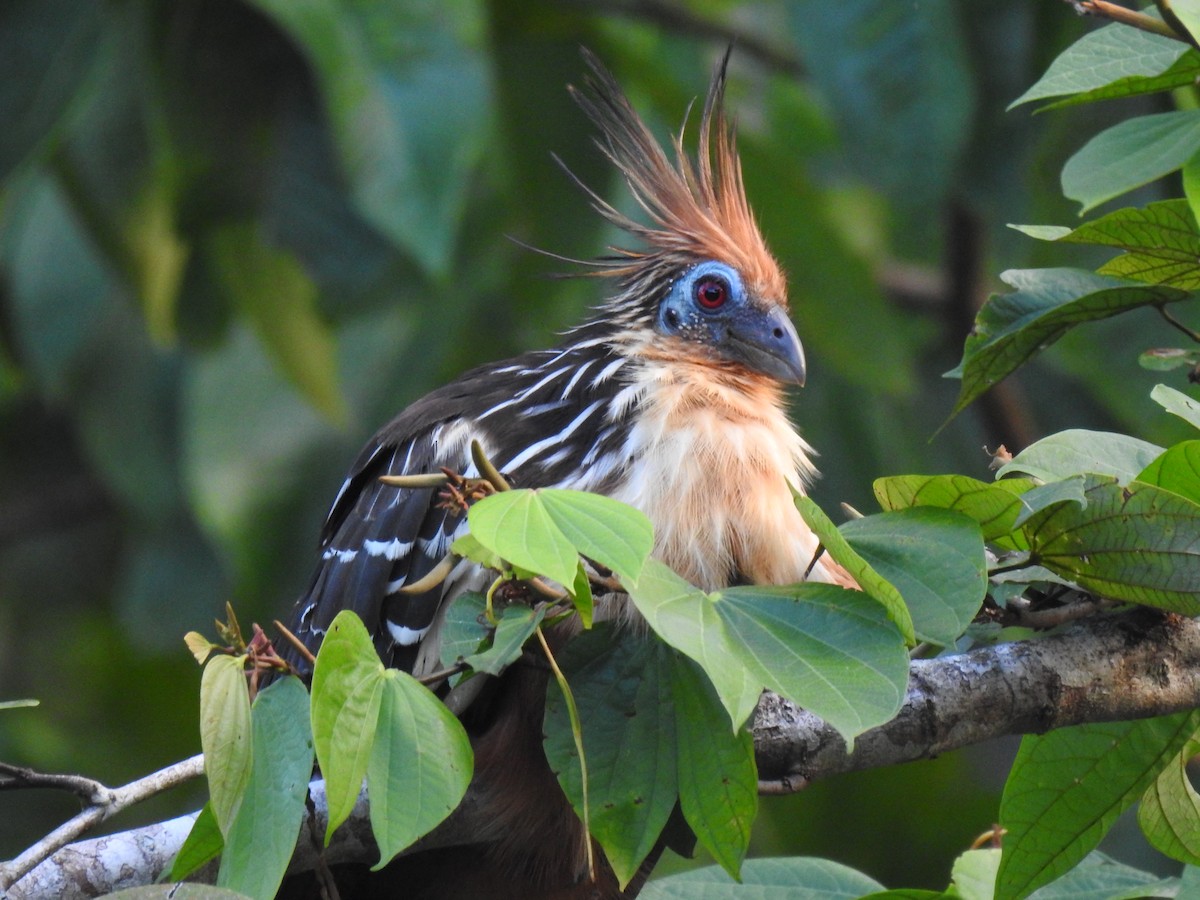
left=1, top=0, right=1196, bottom=889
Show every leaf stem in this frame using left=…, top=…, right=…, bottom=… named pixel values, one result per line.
left=484, top=575, right=504, bottom=626
left=534, top=626, right=594, bottom=883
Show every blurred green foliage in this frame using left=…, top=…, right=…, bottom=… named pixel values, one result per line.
left=2, top=0, right=1196, bottom=888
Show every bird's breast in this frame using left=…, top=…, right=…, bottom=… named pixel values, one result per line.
left=602, top=360, right=831, bottom=592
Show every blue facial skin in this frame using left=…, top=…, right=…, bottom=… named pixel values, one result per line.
left=657, top=260, right=807, bottom=385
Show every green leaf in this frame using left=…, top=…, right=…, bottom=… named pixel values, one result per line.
left=0, top=698, right=39, bottom=711
left=126, top=179, right=189, bottom=345
left=951, top=848, right=999, bottom=900
left=1021, top=474, right=1200, bottom=613
left=794, top=493, right=915, bottom=644
left=669, top=653, right=757, bottom=882
left=715, top=584, right=908, bottom=745
left=996, top=429, right=1164, bottom=484
left=621, top=560, right=761, bottom=730
left=946, top=269, right=1192, bottom=419
left=1184, top=146, right=1200, bottom=229
left=1062, top=110, right=1200, bottom=213
left=1011, top=477, right=1088, bottom=529
left=437, top=592, right=489, bottom=668
left=207, top=224, right=345, bottom=423
left=1139, top=735, right=1200, bottom=865
left=1171, top=0, right=1200, bottom=45
left=543, top=628, right=677, bottom=889
left=1040, top=53, right=1200, bottom=114
left=1013, top=201, right=1200, bottom=288
left=244, top=0, right=491, bottom=278
left=997, top=710, right=1200, bottom=899
left=462, top=603, right=545, bottom=676
left=169, top=804, right=223, bottom=882
left=1027, top=852, right=1181, bottom=899
left=640, top=857, right=885, bottom=898
left=0, top=0, right=106, bottom=178
left=873, top=474, right=1034, bottom=542
left=571, top=560, right=594, bottom=629
left=1139, top=348, right=1200, bottom=372
left=218, top=676, right=315, bottom=899
left=310, top=610, right=385, bottom=842
left=467, top=489, right=579, bottom=588
left=368, top=669, right=473, bottom=866
left=536, top=489, right=654, bottom=584
left=200, top=654, right=253, bottom=837
left=840, top=508, right=987, bottom=647
left=1152, top=383, right=1200, bottom=429
left=1137, top=441, right=1200, bottom=505
left=1009, top=23, right=1192, bottom=110
left=450, top=533, right=504, bottom=571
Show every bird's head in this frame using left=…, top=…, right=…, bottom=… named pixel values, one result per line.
left=566, top=48, right=805, bottom=387
left=656, top=259, right=805, bottom=386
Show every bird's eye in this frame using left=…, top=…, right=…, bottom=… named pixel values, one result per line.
left=694, top=276, right=728, bottom=310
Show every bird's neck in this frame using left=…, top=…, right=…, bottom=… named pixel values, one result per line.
left=600, top=340, right=824, bottom=592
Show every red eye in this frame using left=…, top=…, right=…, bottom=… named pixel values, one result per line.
left=695, top=277, right=728, bottom=310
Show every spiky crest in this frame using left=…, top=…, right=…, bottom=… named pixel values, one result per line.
left=567, top=47, right=787, bottom=308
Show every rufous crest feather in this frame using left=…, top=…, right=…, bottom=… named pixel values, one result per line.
left=568, top=47, right=787, bottom=306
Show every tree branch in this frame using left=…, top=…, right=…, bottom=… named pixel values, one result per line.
left=755, top=608, right=1200, bottom=790
left=8, top=609, right=1200, bottom=897
left=0, top=755, right=205, bottom=893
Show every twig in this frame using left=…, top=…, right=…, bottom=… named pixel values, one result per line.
left=273, top=619, right=316, bottom=666
left=415, top=661, right=470, bottom=686
left=527, top=576, right=569, bottom=600
left=377, top=472, right=451, bottom=489
left=1070, top=0, right=1198, bottom=47
left=1005, top=595, right=1106, bottom=629
left=1158, top=303, right=1200, bottom=343
left=0, top=765, right=111, bottom=804
left=0, top=754, right=205, bottom=891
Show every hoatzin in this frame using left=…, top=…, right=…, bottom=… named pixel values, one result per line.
left=281, top=48, right=852, bottom=899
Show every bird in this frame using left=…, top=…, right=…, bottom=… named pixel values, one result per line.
left=279, top=47, right=854, bottom=899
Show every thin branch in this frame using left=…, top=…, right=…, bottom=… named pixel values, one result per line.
left=1005, top=595, right=1108, bottom=629
left=0, top=754, right=205, bottom=892
left=0, top=764, right=111, bottom=804
left=1158, top=303, right=1200, bottom=343
left=414, top=661, right=470, bottom=686
left=1069, top=0, right=1196, bottom=46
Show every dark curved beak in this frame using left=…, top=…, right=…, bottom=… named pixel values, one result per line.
left=724, top=304, right=807, bottom=386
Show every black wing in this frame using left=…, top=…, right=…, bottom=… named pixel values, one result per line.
left=281, top=331, right=634, bottom=678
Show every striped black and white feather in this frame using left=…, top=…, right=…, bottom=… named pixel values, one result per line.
left=286, top=322, right=642, bottom=677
